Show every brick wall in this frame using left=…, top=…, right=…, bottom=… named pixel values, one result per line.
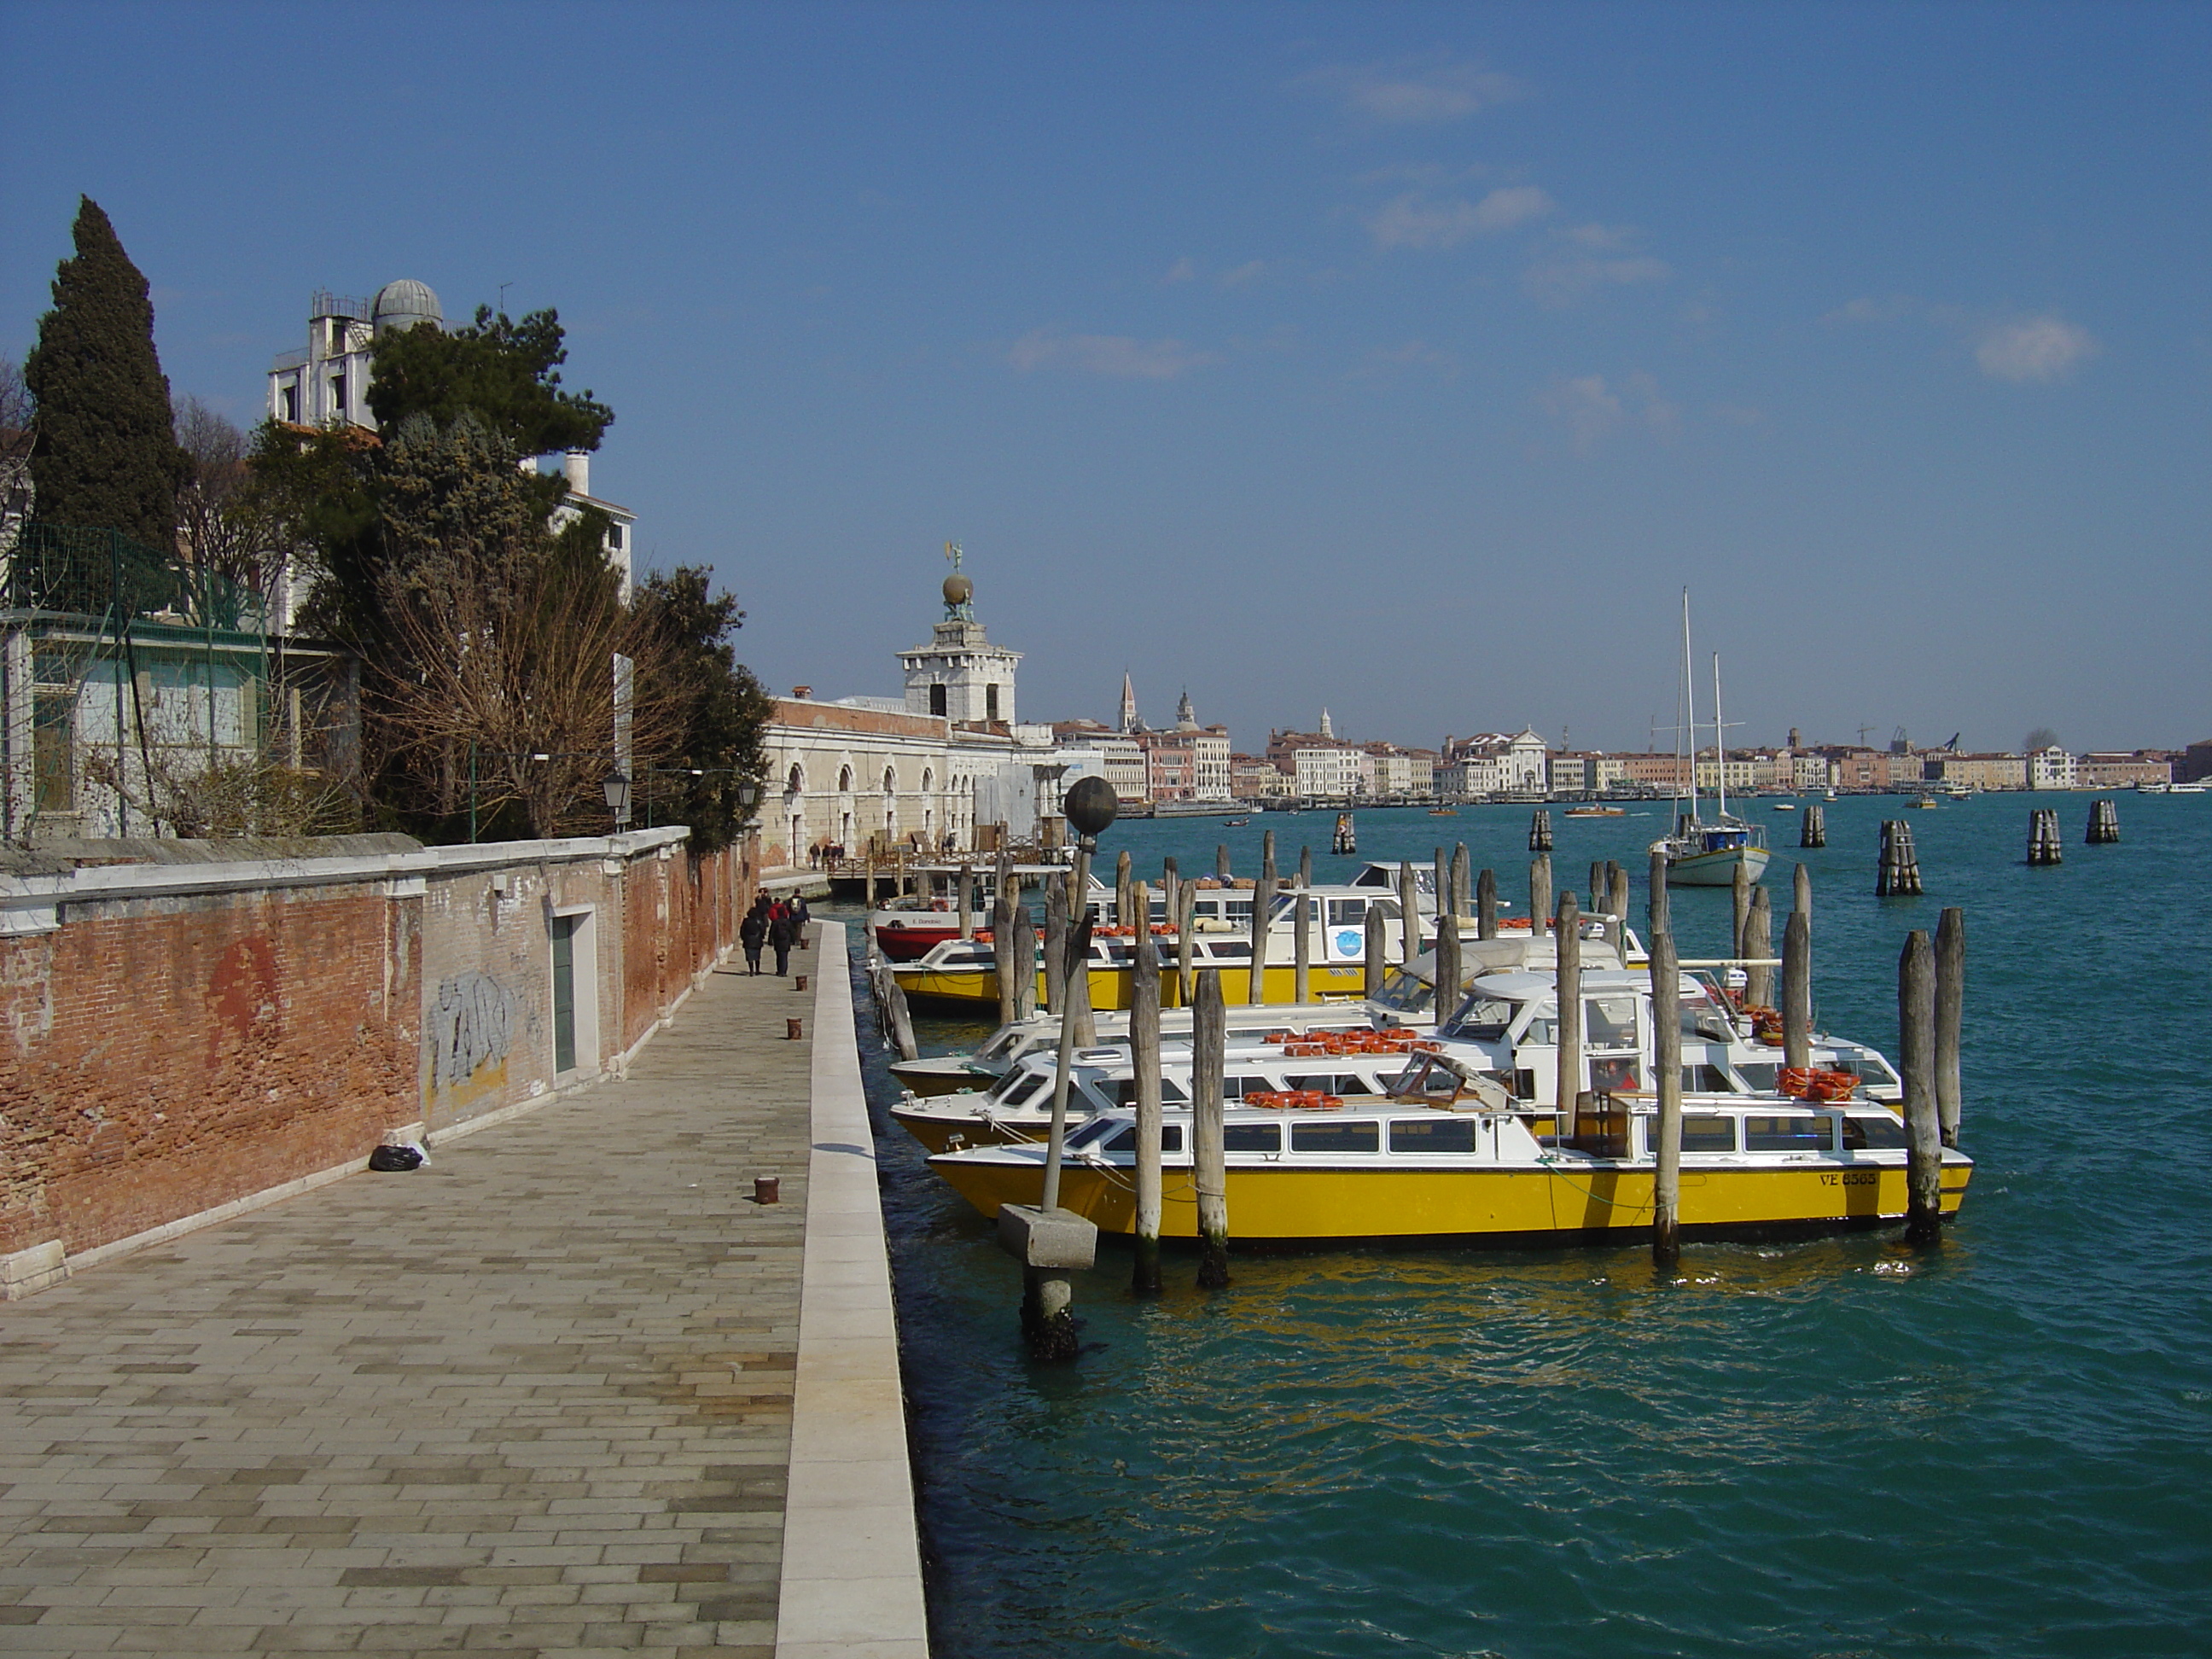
left=2, top=830, right=754, bottom=1266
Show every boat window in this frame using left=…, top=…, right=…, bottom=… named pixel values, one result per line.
left=1066, top=1119, right=1117, bottom=1151
left=1441, top=996, right=1515, bottom=1040
left=1222, top=1076, right=1266, bottom=1098
left=1680, top=987, right=1735, bottom=1041
left=1224, top=1123, right=1281, bottom=1153
left=1522, top=1015, right=1557, bottom=1046
left=1590, top=1057, right=1640, bottom=1095
left=1290, top=1120, right=1380, bottom=1154
left=1222, top=899, right=1254, bottom=924
left=1735, top=1062, right=1779, bottom=1091
left=1389, top=1117, right=1476, bottom=1154
left=1743, top=1115, right=1835, bottom=1152
left=1682, top=1063, right=1732, bottom=1092
left=1584, top=998, right=1639, bottom=1048
left=1208, top=941, right=1253, bottom=959
left=1104, top=945, right=1137, bottom=963
left=1286, top=1073, right=1376, bottom=1095
left=1149, top=898, right=1169, bottom=923
left=976, top=1030, right=1017, bottom=1061
left=1326, top=898, right=1368, bottom=927
left=989, top=1069, right=1050, bottom=1106
left=1842, top=1114, right=1909, bottom=1150
left=1102, top=1124, right=1181, bottom=1154
left=1682, top=1115, right=1738, bottom=1152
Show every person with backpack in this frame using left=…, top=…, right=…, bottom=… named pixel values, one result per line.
left=770, top=901, right=798, bottom=976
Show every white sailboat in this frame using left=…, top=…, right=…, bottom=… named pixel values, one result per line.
left=1652, top=591, right=1771, bottom=888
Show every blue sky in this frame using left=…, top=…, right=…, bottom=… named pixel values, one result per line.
left=3, top=2, right=2205, bottom=754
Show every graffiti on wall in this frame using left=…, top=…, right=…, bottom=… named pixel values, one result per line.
left=429, top=970, right=517, bottom=1099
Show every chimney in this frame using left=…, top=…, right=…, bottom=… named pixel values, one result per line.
left=562, top=451, right=590, bottom=498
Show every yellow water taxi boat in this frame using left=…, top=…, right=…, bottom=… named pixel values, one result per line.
left=926, top=1085, right=1972, bottom=1244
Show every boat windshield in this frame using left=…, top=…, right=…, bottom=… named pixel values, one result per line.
left=1371, top=967, right=1433, bottom=1014
left=1702, top=827, right=1749, bottom=851
left=1440, top=995, right=1516, bottom=1041
left=986, top=1067, right=1051, bottom=1107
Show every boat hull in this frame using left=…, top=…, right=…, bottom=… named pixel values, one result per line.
left=927, top=1155, right=1972, bottom=1243
left=894, top=960, right=1372, bottom=1010
left=887, top=1058, right=995, bottom=1097
left=1666, top=845, right=1772, bottom=888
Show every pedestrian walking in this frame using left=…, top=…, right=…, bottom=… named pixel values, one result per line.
left=770, top=901, right=797, bottom=976
left=739, top=905, right=766, bottom=975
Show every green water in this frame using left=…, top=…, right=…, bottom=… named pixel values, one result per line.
left=844, top=795, right=2212, bottom=1657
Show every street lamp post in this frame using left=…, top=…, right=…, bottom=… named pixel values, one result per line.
left=997, top=775, right=1116, bottom=1361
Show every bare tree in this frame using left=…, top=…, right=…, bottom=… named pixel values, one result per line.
left=2023, top=726, right=2059, bottom=754
left=173, top=396, right=292, bottom=617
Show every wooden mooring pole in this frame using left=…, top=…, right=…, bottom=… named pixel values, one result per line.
left=1554, top=891, right=1583, bottom=1146
left=1161, top=855, right=1180, bottom=936
left=1935, top=905, right=1965, bottom=1149
left=958, top=863, right=975, bottom=941
left=1009, top=896, right=1038, bottom=1022
left=1175, top=880, right=1197, bottom=1007
left=1115, top=849, right=1133, bottom=930
left=1398, top=859, right=1421, bottom=968
left=1730, top=859, right=1751, bottom=959
left=1247, top=867, right=1273, bottom=1006
left=1743, top=885, right=1774, bottom=1009
left=1129, top=883, right=1164, bottom=1296
left=1451, top=842, right=1470, bottom=918
left=1042, top=877, right=1068, bottom=1015
left=1649, top=849, right=1681, bottom=1269
left=1476, top=867, right=1498, bottom=940
left=992, top=878, right=1017, bottom=1028
left=1900, top=929, right=1942, bottom=1244
left=1216, top=842, right=1231, bottom=881
left=2086, top=798, right=2120, bottom=845
left=1364, top=903, right=1387, bottom=997
left=1191, top=969, right=1231, bottom=1289
left=1782, top=877, right=1813, bottom=1072
left=1529, top=809, right=1552, bottom=852
left=1529, top=854, right=1552, bottom=940
left=1802, top=803, right=1826, bottom=848
left=1606, top=861, right=1628, bottom=922
left=1299, top=844, right=1313, bottom=890
left=1434, top=894, right=1461, bottom=1021
left=1292, top=855, right=1313, bottom=1005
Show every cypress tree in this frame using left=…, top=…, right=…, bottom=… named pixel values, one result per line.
left=24, top=196, right=186, bottom=554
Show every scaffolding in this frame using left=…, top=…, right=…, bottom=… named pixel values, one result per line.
left=2, top=522, right=359, bottom=841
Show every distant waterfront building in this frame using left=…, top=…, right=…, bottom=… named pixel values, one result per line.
left=265, top=280, right=638, bottom=596
left=1269, top=721, right=1363, bottom=799
left=1362, top=742, right=1434, bottom=797
left=2026, top=745, right=2079, bottom=790
left=2179, top=741, right=2212, bottom=784
left=1231, top=754, right=1291, bottom=800
left=1920, top=752, right=2029, bottom=790
left=1137, top=690, right=1232, bottom=801
left=1438, top=730, right=1547, bottom=796
left=2076, top=751, right=2172, bottom=789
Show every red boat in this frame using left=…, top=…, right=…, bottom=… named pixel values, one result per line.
left=871, top=905, right=991, bottom=961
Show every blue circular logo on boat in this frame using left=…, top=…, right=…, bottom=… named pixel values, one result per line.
left=1336, top=929, right=1362, bottom=955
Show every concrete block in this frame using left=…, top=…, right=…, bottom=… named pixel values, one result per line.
left=994, top=1205, right=1097, bottom=1271
left=3, top=1239, right=67, bottom=1300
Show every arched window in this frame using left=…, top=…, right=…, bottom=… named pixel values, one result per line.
left=883, top=765, right=897, bottom=795
left=838, top=765, right=853, bottom=794
left=921, top=767, right=934, bottom=795
left=785, top=763, right=804, bottom=795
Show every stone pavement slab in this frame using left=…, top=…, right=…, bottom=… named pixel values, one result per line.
left=0, top=949, right=818, bottom=1657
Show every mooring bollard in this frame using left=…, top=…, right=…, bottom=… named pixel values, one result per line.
left=1476, top=867, right=1498, bottom=940
left=1363, top=904, right=1387, bottom=998
left=754, top=1175, right=780, bottom=1205
left=998, top=1202, right=1096, bottom=1362
left=1802, top=803, right=1826, bottom=848
left=1529, top=809, right=1552, bottom=852
left=1899, top=930, right=1942, bottom=1244
left=1529, top=854, right=1552, bottom=940
left=1878, top=819, right=1924, bottom=894
left=2086, top=799, right=2120, bottom=845
left=785, top=1017, right=802, bottom=1040
left=795, top=974, right=808, bottom=992
left=1648, top=849, right=1681, bottom=1270
left=2026, top=806, right=2064, bottom=866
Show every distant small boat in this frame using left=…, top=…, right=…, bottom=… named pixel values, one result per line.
left=1772, top=802, right=1798, bottom=813
left=1906, top=795, right=1940, bottom=810
left=1224, top=817, right=1252, bottom=828
left=1428, top=807, right=1458, bottom=817
left=1564, top=806, right=1624, bottom=818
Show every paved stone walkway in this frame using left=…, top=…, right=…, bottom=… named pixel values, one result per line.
left=0, top=954, right=818, bottom=1656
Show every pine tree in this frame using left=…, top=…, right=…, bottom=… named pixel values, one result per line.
left=24, top=196, right=186, bottom=553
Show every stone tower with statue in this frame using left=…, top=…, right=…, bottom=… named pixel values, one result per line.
left=900, top=543, right=1023, bottom=725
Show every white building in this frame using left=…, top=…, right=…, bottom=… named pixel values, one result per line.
left=2028, top=746, right=2079, bottom=790
left=266, top=280, right=639, bottom=597
left=899, top=559, right=1020, bottom=725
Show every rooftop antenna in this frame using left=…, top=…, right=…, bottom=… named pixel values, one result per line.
left=498, top=281, right=513, bottom=315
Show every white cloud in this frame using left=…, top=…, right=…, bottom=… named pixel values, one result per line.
left=1161, top=256, right=1196, bottom=286
left=1217, top=259, right=1270, bottom=288
left=1521, top=224, right=1668, bottom=306
left=1541, top=375, right=1623, bottom=451
left=1301, top=54, right=1525, bottom=124
left=1369, top=184, right=1555, bottom=250
left=1540, top=371, right=1679, bottom=450
left=1976, top=314, right=2098, bottom=383
left=1007, top=329, right=1220, bottom=381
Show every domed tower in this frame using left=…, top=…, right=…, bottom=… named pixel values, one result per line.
left=901, top=543, right=1022, bottom=725
left=371, top=279, right=444, bottom=336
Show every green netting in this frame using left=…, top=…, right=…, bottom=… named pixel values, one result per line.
left=3, top=521, right=268, bottom=631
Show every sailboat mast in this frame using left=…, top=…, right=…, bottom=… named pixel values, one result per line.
left=1679, top=589, right=1697, bottom=826
left=1712, top=650, right=1729, bottom=822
